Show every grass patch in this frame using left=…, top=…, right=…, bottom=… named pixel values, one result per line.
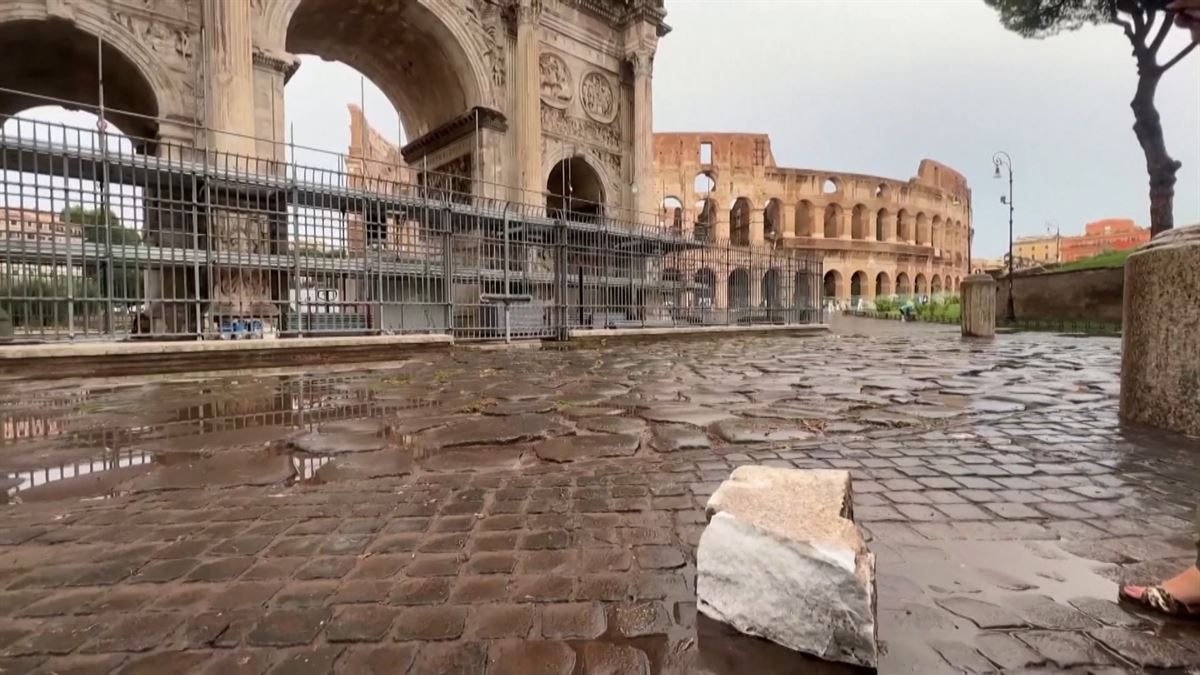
left=1056, top=249, right=1131, bottom=272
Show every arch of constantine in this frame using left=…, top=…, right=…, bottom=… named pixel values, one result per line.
left=654, top=133, right=970, bottom=304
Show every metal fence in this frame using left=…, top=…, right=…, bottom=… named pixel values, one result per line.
left=0, top=106, right=823, bottom=344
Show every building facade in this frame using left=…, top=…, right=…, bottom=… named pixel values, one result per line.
left=1060, top=218, right=1149, bottom=262
left=652, top=133, right=970, bottom=303
left=1013, top=234, right=1060, bottom=267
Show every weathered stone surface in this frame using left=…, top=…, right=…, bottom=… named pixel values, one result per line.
left=534, top=434, right=639, bottom=463
left=650, top=425, right=710, bottom=452
left=697, top=467, right=876, bottom=667
left=1088, top=627, right=1200, bottom=669
left=122, top=452, right=294, bottom=492
left=288, top=430, right=387, bottom=454
left=416, top=414, right=569, bottom=449
left=487, top=640, right=576, bottom=675
left=313, top=450, right=413, bottom=482
left=640, top=405, right=733, bottom=427
left=711, top=418, right=814, bottom=444
left=577, top=415, right=647, bottom=435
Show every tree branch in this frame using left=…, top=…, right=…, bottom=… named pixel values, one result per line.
left=1161, top=40, right=1199, bottom=72
left=1148, top=10, right=1174, bottom=55
left=1130, top=7, right=1148, bottom=39
left=1113, top=15, right=1136, bottom=42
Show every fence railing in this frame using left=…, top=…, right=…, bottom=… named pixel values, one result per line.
left=0, top=113, right=824, bottom=343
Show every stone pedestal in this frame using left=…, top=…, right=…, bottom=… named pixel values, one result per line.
left=1120, top=223, right=1200, bottom=436
left=960, top=274, right=996, bottom=338
left=696, top=466, right=877, bottom=668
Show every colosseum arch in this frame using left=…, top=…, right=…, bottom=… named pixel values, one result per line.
left=795, top=200, right=815, bottom=237
left=931, top=274, right=943, bottom=295
left=267, top=0, right=490, bottom=139
left=896, top=209, right=912, bottom=242
left=875, top=271, right=892, bottom=297
left=0, top=14, right=184, bottom=148
left=916, top=213, right=931, bottom=246
left=823, top=203, right=844, bottom=239
left=694, top=197, right=717, bottom=243
left=661, top=196, right=684, bottom=234
left=762, top=268, right=782, bottom=309
left=851, top=204, right=869, bottom=240
left=764, top=198, right=783, bottom=241
left=875, top=208, right=889, bottom=242
left=730, top=198, right=752, bottom=247
left=729, top=268, right=751, bottom=309
left=915, top=273, right=929, bottom=296
left=932, top=215, right=944, bottom=250
left=850, top=271, right=868, bottom=300
left=896, top=272, right=912, bottom=296
left=547, top=156, right=604, bottom=222
left=873, top=183, right=891, bottom=200
left=823, top=269, right=843, bottom=300
left=694, top=268, right=716, bottom=304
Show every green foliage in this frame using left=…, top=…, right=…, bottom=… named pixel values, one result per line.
left=1057, top=249, right=1132, bottom=271
left=915, top=299, right=962, bottom=323
left=58, top=207, right=143, bottom=305
left=874, top=297, right=895, bottom=313
left=0, top=277, right=104, bottom=327
left=983, top=0, right=1118, bottom=38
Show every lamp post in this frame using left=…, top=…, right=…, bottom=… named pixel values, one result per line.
left=992, top=151, right=1015, bottom=323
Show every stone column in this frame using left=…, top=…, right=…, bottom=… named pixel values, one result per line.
left=780, top=207, right=795, bottom=241
left=714, top=209, right=730, bottom=244
left=840, top=210, right=852, bottom=240
left=629, top=49, right=655, bottom=223
left=515, top=0, right=543, bottom=204
left=749, top=209, right=765, bottom=247
left=1120, top=224, right=1200, bottom=436
left=960, top=274, right=995, bottom=338
left=203, top=0, right=278, bottom=332
left=204, top=0, right=256, bottom=156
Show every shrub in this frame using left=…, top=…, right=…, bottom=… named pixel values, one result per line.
left=874, top=297, right=895, bottom=313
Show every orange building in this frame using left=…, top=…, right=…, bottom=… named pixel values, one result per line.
left=1060, top=218, right=1149, bottom=262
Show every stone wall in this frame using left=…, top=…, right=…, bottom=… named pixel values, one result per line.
left=996, top=266, right=1125, bottom=324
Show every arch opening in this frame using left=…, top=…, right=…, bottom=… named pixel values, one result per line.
left=823, top=270, right=842, bottom=301
left=875, top=208, right=888, bottom=242
left=693, top=172, right=716, bottom=195
left=763, top=199, right=782, bottom=243
left=694, top=268, right=716, bottom=305
left=661, top=196, right=684, bottom=235
left=728, top=268, right=751, bottom=309
left=286, top=0, right=481, bottom=141
left=693, top=198, right=716, bottom=243
left=795, top=200, right=814, bottom=237
left=896, top=272, right=912, bottom=296
left=915, top=273, right=928, bottom=296
left=851, top=204, right=869, bottom=240
left=762, top=268, right=782, bottom=309
left=823, top=203, right=843, bottom=239
left=547, top=157, right=604, bottom=222
left=875, top=272, right=892, bottom=298
left=730, top=198, right=751, bottom=247
left=850, top=271, right=867, bottom=300
left=0, top=20, right=160, bottom=147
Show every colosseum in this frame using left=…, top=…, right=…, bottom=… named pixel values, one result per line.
left=653, top=133, right=971, bottom=305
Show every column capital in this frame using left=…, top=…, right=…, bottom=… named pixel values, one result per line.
left=627, top=48, right=655, bottom=78
left=517, top=0, right=543, bottom=26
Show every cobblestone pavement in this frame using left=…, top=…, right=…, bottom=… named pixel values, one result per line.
left=1, top=316, right=1199, bottom=673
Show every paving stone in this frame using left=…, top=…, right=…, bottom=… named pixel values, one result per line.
left=1068, top=597, right=1147, bottom=629
left=186, top=557, right=254, bottom=582
left=613, top=601, right=671, bottom=637
left=576, top=642, right=651, bottom=675
left=541, top=602, right=606, bottom=639
left=392, top=605, right=468, bottom=640
left=247, top=609, right=329, bottom=647
left=634, top=545, right=685, bottom=569
left=974, top=633, right=1048, bottom=671
left=115, top=651, right=211, bottom=674
left=409, top=641, right=485, bottom=675
left=936, top=597, right=1026, bottom=629
left=201, top=650, right=272, bottom=675
left=388, top=578, right=451, bottom=605
left=486, top=640, right=575, bottom=675
left=267, top=646, right=343, bottom=675
left=1010, top=596, right=1101, bottom=630
left=335, top=644, right=418, bottom=675
left=4, top=617, right=104, bottom=655
left=325, top=606, right=397, bottom=642
left=1088, top=628, right=1200, bottom=669
left=1016, top=630, right=1115, bottom=668
left=929, top=641, right=998, bottom=674
left=469, top=603, right=535, bottom=639
left=39, top=654, right=128, bottom=675
left=84, top=613, right=185, bottom=653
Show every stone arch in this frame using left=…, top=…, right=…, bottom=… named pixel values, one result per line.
left=730, top=197, right=752, bottom=247
left=916, top=212, right=931, bottom=246
left=851, top=204, right=869, bottom=240
left=794, top=270, right=815, bottom=309
left=729, top=268, right=751, bottom=309
left=693, top=171, right=716, bottom=198
left=896, top=272, right=912, bottom=296
left=875, top=208, right=889, bottom=242
left=931, top=274, right=943, bottom=295
left=823, top=269, right=844, bottom=300
left=875, top=271, right=892, bottom=297
left=850, top=270, right=868, bottom=299
left=763, top=198, right=783, bottom=241
left=823, top=203, right=844, bottom=239
left=546, top=156, right=604, bottom=222
left=874, top=183, right=891, bottom=200
left=0, top=13, right=185, bottom=146
left=822, top=177, right=842, bottom=195
left=795, top=200, right=814, bottom=237
left=932, top=215, right=944, bottom=250
left=762, top=268, right=782, bottom=309
left=661, top=196, right=684, bottom=234
left=693, top=197, right=717, bottom=243
left=269, top=0, right=491, bottom=138
left=915, top=273, right=928, bottom=296
left=896, top=209, right=912, bottom=242
left=694, top=268, right=716, bottom=303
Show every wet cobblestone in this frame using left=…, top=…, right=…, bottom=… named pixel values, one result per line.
left=0, top=318, right=1198, bottom=672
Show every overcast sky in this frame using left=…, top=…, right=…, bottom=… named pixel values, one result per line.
left=14, top=0, right=1196, bottom=259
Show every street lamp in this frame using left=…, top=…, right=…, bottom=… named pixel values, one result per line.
left=993, top=151, right=1015, bottom=323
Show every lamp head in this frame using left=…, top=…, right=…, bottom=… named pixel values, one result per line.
left=993, top=164, right=1001, bottom=179
left=1000, top=195, right=1008, bottom=205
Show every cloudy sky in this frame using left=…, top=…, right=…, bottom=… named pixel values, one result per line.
left=287, top=0, right=1199, bottom=259
left=13, top=0, right=1197, bottom=259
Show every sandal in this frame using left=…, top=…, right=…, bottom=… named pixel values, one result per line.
left=1119, top=584, right=1200, bottom=619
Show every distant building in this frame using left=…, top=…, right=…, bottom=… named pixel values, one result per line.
left=0, top=208, right=83, bottom=277
left=1060, top=218, right=1149, bottom=262
left=1013, top=234, right=1060, bottom=267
